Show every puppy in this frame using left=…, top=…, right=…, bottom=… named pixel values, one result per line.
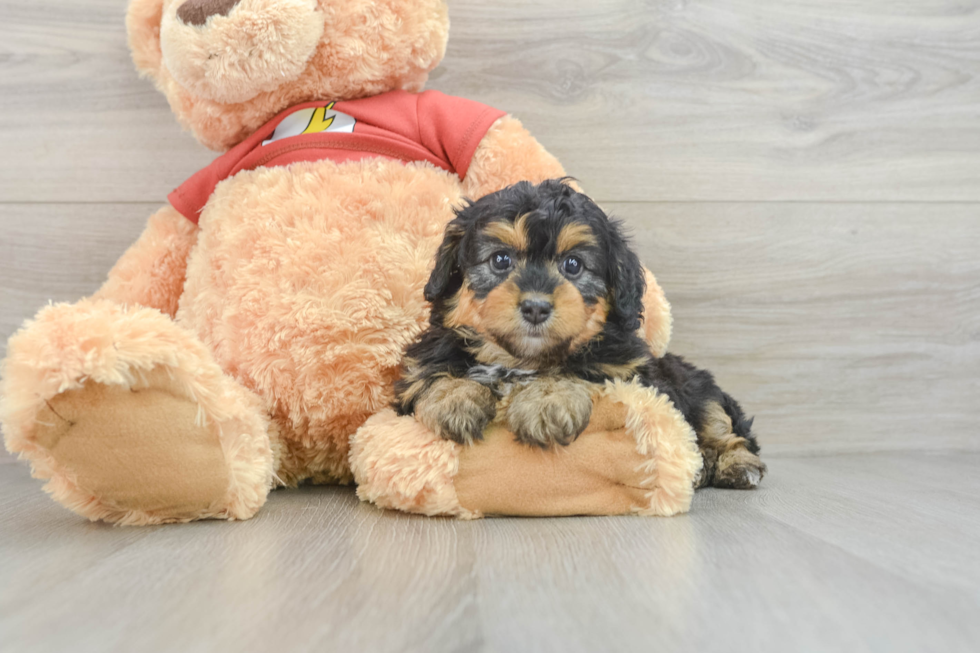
left=395, top=179, right=765, bottom=489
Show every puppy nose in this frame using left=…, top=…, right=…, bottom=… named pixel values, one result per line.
left=520, top=299, right=553, bottom=325
left=177, top=0, right=242, bottom=26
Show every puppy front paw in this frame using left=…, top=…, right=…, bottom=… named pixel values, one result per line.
left=506, top=377, right=593, bottom=448
left=415, top=378, right=497, bottom=445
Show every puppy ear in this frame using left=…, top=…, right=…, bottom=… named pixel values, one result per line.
left=424, top=217, right=467, bottom=302
left=607, top=222, right=647, bottom=331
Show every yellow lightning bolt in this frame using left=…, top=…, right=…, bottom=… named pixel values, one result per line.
left=302, top=102, right=337, bottom=135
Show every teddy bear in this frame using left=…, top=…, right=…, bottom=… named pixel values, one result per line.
left=0, top=0, right=702, bottom=525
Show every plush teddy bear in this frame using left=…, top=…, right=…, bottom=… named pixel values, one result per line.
left=0, top=0, right=702, bottom=525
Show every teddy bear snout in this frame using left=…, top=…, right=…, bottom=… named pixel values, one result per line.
left=176, top=0, right=242, bottom=27
left=160, top=0, right=325, bottom=105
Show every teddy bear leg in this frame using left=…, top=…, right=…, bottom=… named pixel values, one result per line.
left=1, top=299, right=275, bottom=524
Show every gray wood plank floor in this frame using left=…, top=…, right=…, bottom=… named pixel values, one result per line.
left=1, top=1, right=979, bottom=651
left=2, top=453, right=979, bottom=653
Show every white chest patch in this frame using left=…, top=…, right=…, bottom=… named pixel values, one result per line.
left=262, top=102, right=356, bottom=146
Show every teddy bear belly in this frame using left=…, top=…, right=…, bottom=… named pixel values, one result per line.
left=177, top=157, right=464, bottom=484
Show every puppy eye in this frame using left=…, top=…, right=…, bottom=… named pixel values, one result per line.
left=562, top=256, right=583, bottom=277
left=490, top=251, right=513, bottom=272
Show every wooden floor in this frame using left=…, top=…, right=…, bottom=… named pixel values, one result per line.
left=2, top=452, right=979, bottom=653
left=2, top=1, right=979, bottom=651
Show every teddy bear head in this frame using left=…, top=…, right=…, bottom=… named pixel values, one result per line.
left=127, top=0, right=449, bottom=150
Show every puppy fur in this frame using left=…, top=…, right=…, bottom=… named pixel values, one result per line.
left=395, top=179, right=765, bottom=489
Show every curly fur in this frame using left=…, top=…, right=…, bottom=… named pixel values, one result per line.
left=160, top=0, right=326, bottom=105
left=396, top=180, right=765, bottom=487
left=93, top=206, right=198, bottom=317
left=1, top=2, right=683, bottom=523
left=179, top=158, right=461, bottom=484
left=129, top=0, right=450, bottom=150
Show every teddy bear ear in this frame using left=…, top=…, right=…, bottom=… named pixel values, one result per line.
left=127, top=0, right=166, bottom=79
left=640, top=267, right=673, bottom=358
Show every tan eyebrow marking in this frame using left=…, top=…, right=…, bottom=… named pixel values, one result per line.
left=556, top=223, right=597, bottom=253
left=482, top=214, right=529, bottom=251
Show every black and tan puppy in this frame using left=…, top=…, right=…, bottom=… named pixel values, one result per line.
left=395, top=179, right=766, bottom=489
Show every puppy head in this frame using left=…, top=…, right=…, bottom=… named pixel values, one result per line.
left=425, top=179, right=646, bottom=364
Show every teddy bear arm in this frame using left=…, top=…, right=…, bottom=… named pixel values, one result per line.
left=462, top=115, right=568, bottom=201
left=641, top=268, right=673, bottom=357
left=92, top=205, right=197, bottom=317
left=351, top=387, right=703, bottom=518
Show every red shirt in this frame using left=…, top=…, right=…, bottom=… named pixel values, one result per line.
left=169, top=90, right=507, bottom=224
